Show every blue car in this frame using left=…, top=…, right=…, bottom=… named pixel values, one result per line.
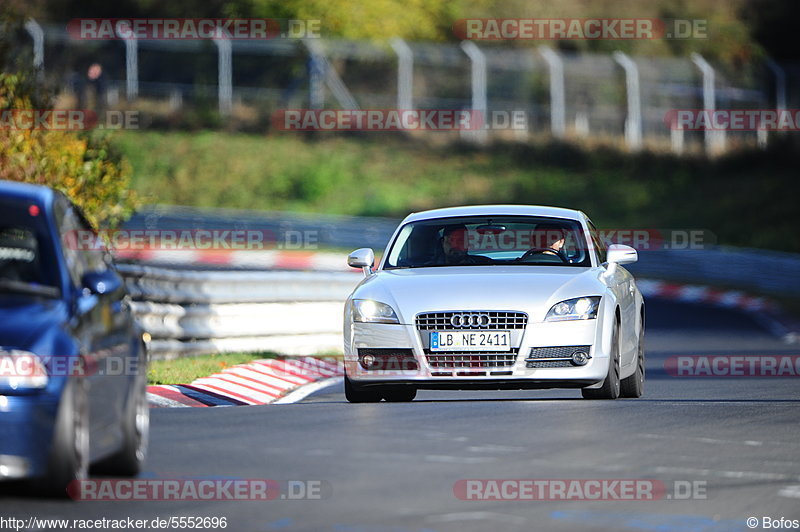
left=0, top=181, right=148, bottom=494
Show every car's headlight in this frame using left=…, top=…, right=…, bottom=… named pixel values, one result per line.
left=0, top=350, right=49, bottom=390
left=352, top=299, right=400, bottom=324
left=545, top=296, right=601, bottom=322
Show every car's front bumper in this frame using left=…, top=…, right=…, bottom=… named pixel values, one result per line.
left=0, top=393, right=59, bottom=480
left=344, top=317, right=610, bottom=388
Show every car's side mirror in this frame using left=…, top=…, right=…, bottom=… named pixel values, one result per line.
left=348, top=248, right=375, bottom=276
left=606, top=244, right=638, bottom=265
left=603, top=244, right=637, bottom=278
left=81, top=270, right=123, bottom=296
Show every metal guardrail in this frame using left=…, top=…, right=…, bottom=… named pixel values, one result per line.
left=118, top=264, right=360, bottom=359
left=118, top=231, right=800, bottom=359
left=118, top=264, right=360, bottom=303
left=630, top=248, right=800, bottom=296
left=122, top=206, right=800, bottom=296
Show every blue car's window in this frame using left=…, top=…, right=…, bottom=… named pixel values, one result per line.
left=0, top=196, right=63, bottom=298
left=0, top=213, right=61, bottom=297
left=385, top=216, right=592, bottom=269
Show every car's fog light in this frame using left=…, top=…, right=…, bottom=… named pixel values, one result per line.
left=360, top=354, right=376, bottom=369
left=571, top=350, right=590, bottom=366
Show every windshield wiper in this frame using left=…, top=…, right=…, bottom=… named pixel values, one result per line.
left=0, top=278, right=61, bottom=298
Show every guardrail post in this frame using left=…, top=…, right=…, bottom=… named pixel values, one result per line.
left=390, top=38, right=413, bottom=111
left=460, top=41, right=488, bottom=144
left=691, top=53, right=725, bottom=155
left=613, top=51, right=643, bottom=151
left=212, top=28, right=233, bottom=117
left=116, top=21, right=138, bottom=101
left=539, top=46, right=566, bottom=139
left=24, top=19, right=44, bottom=78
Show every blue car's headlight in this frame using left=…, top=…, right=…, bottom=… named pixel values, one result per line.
left=0, top=350, right=49, bottom=390
left=545, top=297, right=601, bottom=322
left=352, top=299, right=400, bottom=324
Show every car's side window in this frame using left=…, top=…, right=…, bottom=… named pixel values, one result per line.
left=56, top=196, right=111, bottom=289
left=74, top=213, right=108, bottom=274
left=55, top=200, right=86, bottom=287
left=587, top=220, right=607, bottom=264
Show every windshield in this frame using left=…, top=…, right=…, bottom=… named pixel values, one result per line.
left=384, top=216, right=592, bottom=269
left=0, top=201, right=61, bottom=298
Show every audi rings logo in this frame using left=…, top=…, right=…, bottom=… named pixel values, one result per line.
left=450, top=313, right=491, bottom=328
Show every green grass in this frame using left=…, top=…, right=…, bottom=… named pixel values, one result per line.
left=147, top=352, right=276, bottom=385
left=112, top=130, right=800, bottom=253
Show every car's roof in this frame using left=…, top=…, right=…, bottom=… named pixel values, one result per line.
left=0, top=180, right=56, bottom=207
left=403, top=205, right=586, bottom=224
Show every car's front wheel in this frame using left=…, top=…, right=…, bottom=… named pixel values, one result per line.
left=344, top=375, right=382, bottom=403
left=39, top=376, right=89, bottom=496
left=620, top=317, right=645, bottom=398
left=582, top=319, right=621, bottom=400
left=95, top=363, right=149, bottom=476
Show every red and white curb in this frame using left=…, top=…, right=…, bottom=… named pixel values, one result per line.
left=117, top=249, right=355, bottom=272
left=147, top=357, right=344, bottom=408
left=637, top=279, right=778, bottom=312
left=638, top=279, right=798, bottom=343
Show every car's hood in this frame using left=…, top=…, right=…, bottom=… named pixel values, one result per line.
left=0, top=296, right=69, bottom=351
left=352, top=266, right=606, bottom=324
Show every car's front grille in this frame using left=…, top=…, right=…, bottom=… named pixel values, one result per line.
left=424, top=349, right=519, bottom=369
left=526, top=346, right=591, bottom=368
left=416, top=311, right=528, bottom=331
left=527, top=359, right=573, bottom=368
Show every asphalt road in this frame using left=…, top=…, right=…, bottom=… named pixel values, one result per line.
left=2, top=300, right=799, bottom=532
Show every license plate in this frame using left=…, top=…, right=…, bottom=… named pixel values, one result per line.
left=430, top=330, right=511, bottom=352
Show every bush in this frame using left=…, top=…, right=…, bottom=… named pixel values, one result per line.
left=0, top=72, right=137, bottom=228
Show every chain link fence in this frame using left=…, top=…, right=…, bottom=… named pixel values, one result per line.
left=13, top=20, right=798, bottom=154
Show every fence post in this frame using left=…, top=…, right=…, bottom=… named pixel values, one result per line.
left=765, top=57, right=787, bottom=112
left=24, top=19, right=44, bottom=78
left=460, top=41, right=488, bottom=144
left=613, top=51, right=642, bottom=151
left=691, top=53, right=725, bottom=155
left=212, top=28, right=233, bottom=117
left=539, top=46, right=566, bottom=139
left=761, top=57, right=787, bottom=148
left=390, top=38, right=413, bottom=111
left=116, top=21, right=138, bottom=101
left=306, top=46, right=325, bottom=109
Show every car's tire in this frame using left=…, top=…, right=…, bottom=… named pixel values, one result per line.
left=620, top=316, right=645, bottom=398
left=94, top=364, right=149, bottom=476
left=382, top=386, right=417, bottom=402
left=39, top=376, right=89, bottom=496
left=582, top=319, right=621, bottom=400
left=344, top=375, right=382, bottom=403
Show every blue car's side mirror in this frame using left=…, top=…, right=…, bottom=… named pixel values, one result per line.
left=81, top=270, right=123, bottom=295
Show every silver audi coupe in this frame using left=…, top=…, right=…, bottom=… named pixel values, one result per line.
left=343, top=205, right=644, bottom=402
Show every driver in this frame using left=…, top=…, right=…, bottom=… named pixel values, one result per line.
left=431, top=224, right=483, bottom=265
left=531, top=223, right=568, bottom=259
